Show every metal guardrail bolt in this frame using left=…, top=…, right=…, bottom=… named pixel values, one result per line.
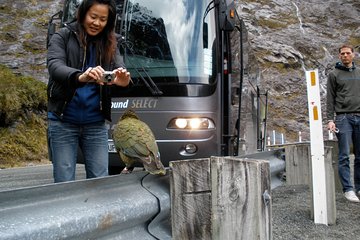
left=263, top=189, right=271, bottom=206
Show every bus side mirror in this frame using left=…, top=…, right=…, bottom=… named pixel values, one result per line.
left=219, top=0, right=236, bottom=31
left=203, top=22, right=208, bottom=49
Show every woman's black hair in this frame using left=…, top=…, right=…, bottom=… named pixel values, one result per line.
left=77, top=0, right=117, bottom=65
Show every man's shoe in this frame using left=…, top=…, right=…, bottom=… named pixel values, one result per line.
left=344, top=190, right=360, bottom=203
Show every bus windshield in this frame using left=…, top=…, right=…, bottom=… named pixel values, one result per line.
left=121, top=0, right=217, bottom=95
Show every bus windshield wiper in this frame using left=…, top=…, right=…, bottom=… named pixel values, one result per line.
left=119, top=38, right=163, bottom=96
left=133, top=67, right=163, bottom=95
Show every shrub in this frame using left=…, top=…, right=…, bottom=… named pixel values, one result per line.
left=0, top=65, right=47, bottom=127
left=0, top=65, right=48, bottom=168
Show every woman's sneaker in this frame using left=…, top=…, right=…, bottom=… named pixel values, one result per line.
left=344, top=190, right=360, bottom=202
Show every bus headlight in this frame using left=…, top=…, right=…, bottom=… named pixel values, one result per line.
left=168, top=117, right=215, bottom=130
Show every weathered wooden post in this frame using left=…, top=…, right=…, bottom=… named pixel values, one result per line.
left=170, top=158, right=212, bottom=239
left=324, top=140, right=342, bottom=192
left=170, top=156, right=271, bottom=240
left=285, top=143, right=337, bottom=224
left=285, top=143, right=311, bottom=185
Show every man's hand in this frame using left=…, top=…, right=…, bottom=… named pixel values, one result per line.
left=328, top=121, right=336, bottom=132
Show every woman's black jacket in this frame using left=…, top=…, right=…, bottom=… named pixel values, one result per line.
left=47, top=22, right=123, bottom=122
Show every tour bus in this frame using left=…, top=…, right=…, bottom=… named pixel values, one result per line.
left=48, top=0, right=264, bottom=171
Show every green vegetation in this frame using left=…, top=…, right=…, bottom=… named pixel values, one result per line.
left=15, top=8, right=49, bottom=20
left=254, top=11, right=298, bottom=30
left=22, top=40, right=46, bottom=54
left=348, top=37, right=360, bottom=48
left=0, top=5, right=11, bottom=14
left=257, top=17, right=288, bottom=29
left=1, top=24, right=17, bottom=32
left=0, top=65, right=48, bottom=168
left=245, top=0, right=273, bottom=6
left=255, top=48, right=303, bottom=72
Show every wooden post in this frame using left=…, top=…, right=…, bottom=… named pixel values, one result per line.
left=284, top=143, right=337, bottom=224
left=170, top=158, right=211, bottom=239
left=324, top=140, right=342, bottom=192
left=170, top=157, right=271, bottom=240
left=211, top=157, right=271, bottom=240
left=285, top=141, right=342, bottom=194
left=284, top=143, right=311, bottom=185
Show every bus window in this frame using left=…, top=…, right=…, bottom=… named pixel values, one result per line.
left=121, top=0, right=217, bottom=89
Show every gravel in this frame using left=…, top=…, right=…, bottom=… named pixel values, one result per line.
left=272, top=184, right=360, bottom=239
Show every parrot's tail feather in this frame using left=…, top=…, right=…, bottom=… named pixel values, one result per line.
left=148, top=168, right=166, bottom=176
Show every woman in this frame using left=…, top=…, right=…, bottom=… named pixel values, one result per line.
left=47, top=0, right=130, bottom=183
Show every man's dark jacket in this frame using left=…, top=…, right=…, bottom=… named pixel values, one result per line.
left=326, top=62, right=360, bottom=121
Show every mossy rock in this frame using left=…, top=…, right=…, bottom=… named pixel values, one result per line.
left=0, top=113, right=49, bottom=168
left=0, top=65, right=48, bottom=168
left=0, top=65, right=47, bottom=126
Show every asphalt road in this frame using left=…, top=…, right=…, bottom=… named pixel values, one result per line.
left=0, top=164, right=87, bottom=192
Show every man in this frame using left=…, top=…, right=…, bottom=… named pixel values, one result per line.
left=327, top=44, right=360, bottom=202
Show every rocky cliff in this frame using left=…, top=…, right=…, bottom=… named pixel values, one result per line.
left=0, top=0, right=359, bottom=145
left=0, top=1, right=63, bottom=82
left=233, top=0, right=360, bottom=142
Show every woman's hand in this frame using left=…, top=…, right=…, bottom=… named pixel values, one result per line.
left=78, top=66, right=105, bottom=84
left=112, top=67, right=131, bottom=87
left=78, top=66, right=131, bottom=86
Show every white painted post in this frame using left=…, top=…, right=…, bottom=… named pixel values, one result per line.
left=272, top=130, right=276, bottom=145
left=299, top=131, right=302, bottom=142
left=281, top=133, right=284, bottom=144
left=306, top=69, right=328, bottom=225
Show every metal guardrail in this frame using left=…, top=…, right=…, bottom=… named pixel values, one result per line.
left=239, top=148, right=286, bottom=189
left=0, top=149, right=284, bottom=240
left=0, top=172, right=171, bottom=240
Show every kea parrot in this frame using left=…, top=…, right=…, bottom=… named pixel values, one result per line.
left=112, top=109, right=166, bottom=175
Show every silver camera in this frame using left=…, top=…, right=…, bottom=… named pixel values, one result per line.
left=102, top=71, right=115, bottom=82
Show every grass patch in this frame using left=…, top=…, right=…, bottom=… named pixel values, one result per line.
left=0, top=65, right=47, bottom=126
left=0, top=65, right=48, bottom=168
left=348, top=37, right=360, bottom=48
left=0, top=113, right=49, bottom=168
left=257, top=17, right=288, bottom=29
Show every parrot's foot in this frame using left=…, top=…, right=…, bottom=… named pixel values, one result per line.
left=121, top=166, right=134, bottom=174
